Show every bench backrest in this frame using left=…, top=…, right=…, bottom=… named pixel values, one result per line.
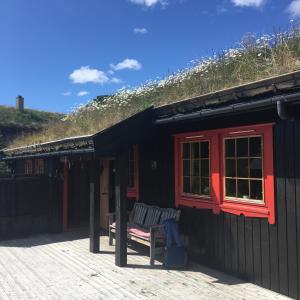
left=129, top=203, right=181, bottom=228
left=143, top=206, right=161, bottom=229
left=159, top=208, right=181, bottom=224
left=129, top=203, right=148, bottom=225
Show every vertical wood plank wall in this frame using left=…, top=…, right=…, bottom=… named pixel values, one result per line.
left=0, top=175, right=63, bottom=240
left=140, top=119, right=300, bottom=299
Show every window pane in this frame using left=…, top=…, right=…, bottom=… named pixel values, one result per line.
left=183, top=177, right=190, bottom=193
left=183, top=160, right=190, bottom=177
left=192, top=177, right=200, bottom=194
left=250, top=180, right=263, bottom=200
left=237, top=179, right=249, bottom=199
left=225, top=159, right=236, bottom=177
left=192, top=160, right=200, bottom=176
left=237, top=159, right=249, bottom=178
left=225, top=139, right=235, bottom=157
left=237, top=138, right=249, bottom=157
left=201, top=142, right=209, bottom=158
left=250, top=137, right=262, bottom=157
left=192, top=142, right=200, bottom=159
left=225, top=178, right=236, bottom=197
left=183, top=143, right=190, bottom=159
left=250, top=158, right=262, bottom=178
left=201, top=159, right=209, bottom=177
left=201, top=178, right=210, bottom=195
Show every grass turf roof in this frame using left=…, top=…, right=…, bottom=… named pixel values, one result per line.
left=8, top=26, right=300, bottom=148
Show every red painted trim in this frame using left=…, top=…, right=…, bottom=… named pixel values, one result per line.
left=174, top=123, right=275, bottom=224
left=63, top=160, right=69, bottom=231
left=174, top=131, right=220, bottom=213
left=219, top=123, right=275, bottom=224
left=127, top=145, right=139, bottom=200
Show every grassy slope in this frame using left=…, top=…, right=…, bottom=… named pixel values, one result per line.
left=0, top=106, right=63, bottom=149
left=8, top=26, right=300, bottom=148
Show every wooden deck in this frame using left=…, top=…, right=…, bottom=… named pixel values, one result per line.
left=0, top=229, right=290, bottom=300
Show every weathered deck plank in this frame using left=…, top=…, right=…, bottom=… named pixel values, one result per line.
left=0, top=230, right=291, bottom=300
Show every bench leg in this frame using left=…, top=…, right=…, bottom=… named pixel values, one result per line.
left=150, top=237, right=155, bottom=265
left=109, top=229, right=114, bottom=246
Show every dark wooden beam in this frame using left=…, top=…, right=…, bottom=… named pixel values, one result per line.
left=89, top=158, right=100, bottom=253
left=63, top=160, right=69, bottom=232
left=115, top=147, right=128, bottom=267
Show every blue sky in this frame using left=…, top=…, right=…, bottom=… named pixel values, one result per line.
left=0, top=0, right=298, bottom=113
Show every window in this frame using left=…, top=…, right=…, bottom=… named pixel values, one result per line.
left=174, top=124, right=275, bottom=224
left=182, top=141, right=210, bottom=196
left=127, top=145, right=139, bottom=200
left=35, top=159, right=44, bottom=175
left=24, top=160, right=33, bottom=175
left=224, top=137, right=263, bottom=202
left=174, top=132, right=220, bottom=213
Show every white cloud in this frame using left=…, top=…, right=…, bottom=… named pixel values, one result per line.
left=110, top=77, right=123, bottom=84
left=110, top=59, right=142, bottom=71
left=134, top=27, right=148, bottom=34
left=288, top=0, right=300, bottom=17
left=129, top=0, right=167, bottom=7
left=77, top=91, right=89, bottom=97
left=231, top=0, right=265, bottom=7
left=62, top=91, right=71, bottom=96
left=69, top=66, right=109, bottom=84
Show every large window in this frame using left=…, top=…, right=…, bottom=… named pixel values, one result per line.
left=224, top=136, right=263, bottom=202
left=174, top=124, right=275, bottom=224
left=127, top=145, right=139, bottom=200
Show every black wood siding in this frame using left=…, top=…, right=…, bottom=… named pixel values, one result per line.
left=139, top=114, right=300, bottom=299
left=0, top=175, right=63, bottom=240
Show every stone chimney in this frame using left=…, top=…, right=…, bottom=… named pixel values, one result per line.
left=16, top=95, right=24, bottom=112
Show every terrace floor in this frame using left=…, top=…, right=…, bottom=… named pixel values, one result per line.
left=0, top=229, right=290, bottom=300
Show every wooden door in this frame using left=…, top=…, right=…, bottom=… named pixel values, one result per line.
left=100, top=159, right=110, bottom=229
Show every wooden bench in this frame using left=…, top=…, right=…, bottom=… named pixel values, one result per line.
left=108, top=203, right=181, bottom=265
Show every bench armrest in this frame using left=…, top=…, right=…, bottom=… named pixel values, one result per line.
left=107, top=213, right=116, bottom=225
left=150, top=224, right=165, bottom=234
left=107, top=211, right=131, bottom=226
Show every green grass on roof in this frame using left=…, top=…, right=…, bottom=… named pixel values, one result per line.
left=8, top=25, right=300, bottom=148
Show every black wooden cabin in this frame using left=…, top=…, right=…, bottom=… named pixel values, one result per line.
left=1, top=71, right=300, bottom=299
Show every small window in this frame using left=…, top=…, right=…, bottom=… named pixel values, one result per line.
left=24, top=160, right=33, bottom=175
left=127, top=145, right=139, bottom=200
left=174, top=131, right=220, bottom=212
left=35, top=159, right=44, bottom=175
left=182, top=141, right=210, bottom=197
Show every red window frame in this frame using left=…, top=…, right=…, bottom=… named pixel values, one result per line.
left=174, top=130, right=220, bottom=214
left=174, top=123, right=275, bottom=224
left=127, top=145, right=139, bottom=200
left=34, top=159, right=44, bottom=175
left=219, top=124, right=275, bottom=224
left=24, top=159, right=33, bottom=175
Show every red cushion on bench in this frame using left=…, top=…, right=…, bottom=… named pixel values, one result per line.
left=128, top=227, right=150, bottom=238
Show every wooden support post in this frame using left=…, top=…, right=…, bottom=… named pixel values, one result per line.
left=115, top=148, right=128, bottom=267
left=63, top=160, right=69, bottom=232
left=89, top=159, right=100, bottom=253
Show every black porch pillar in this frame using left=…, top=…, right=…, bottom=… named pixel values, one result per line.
left=89, top=158, right=100, bottom=253
left=115, top=147, right=129, bottom=267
